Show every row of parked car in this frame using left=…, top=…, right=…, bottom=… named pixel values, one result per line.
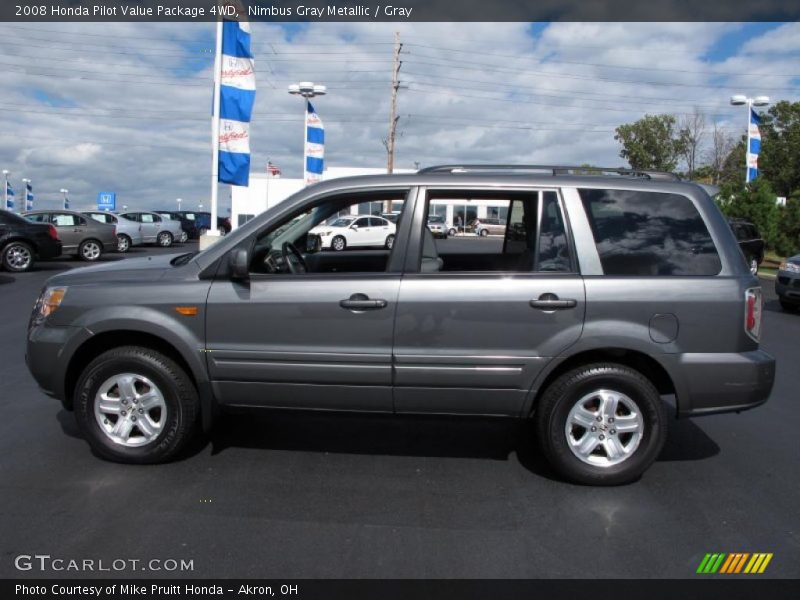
left=0, top=208, right=231, bottom=272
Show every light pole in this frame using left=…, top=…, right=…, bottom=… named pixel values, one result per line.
left=60, top=188, right=69, bottom=210
left=2, top=169, right=9, bottom=211
left=22, top=178, right=31, bottom=211
left=730, top=95, right=769, bottom=183
left=177, top=198, right=182, bottom=212
left=288, top=82, right=326, bottom=184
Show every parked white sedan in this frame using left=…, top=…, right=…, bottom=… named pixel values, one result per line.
left=310, top=215, right=396, bottom=251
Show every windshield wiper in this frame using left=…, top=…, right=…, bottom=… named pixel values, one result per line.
left=171, top=252, right=197, bottom=266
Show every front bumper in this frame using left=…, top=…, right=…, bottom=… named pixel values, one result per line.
left=663, top=350, right=776, bottom=417
left=775, top=271, right=800, bottom=302
left=26, top=323, right=85, bottom=404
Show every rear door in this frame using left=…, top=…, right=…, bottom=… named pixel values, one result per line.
left=49, top=212, right=81, bottom=251
left=393, top=187, right=585, bottom=416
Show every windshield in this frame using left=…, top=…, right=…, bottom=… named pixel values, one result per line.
left=428, top=216, right=445, bottom=223
left=329, top=217, right=355, bottom=228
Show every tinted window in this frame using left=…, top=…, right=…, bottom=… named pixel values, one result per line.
left=537, top=191, right=572, bottom=272
left=121, top=213, right=138, bottom=222
left=422, top=191, right=573, bottom=273
left=355, top=217, right=370, bottom=228
left=579, top=189, right=721, bottom=276
left=25, top=213, right=48, bottom=223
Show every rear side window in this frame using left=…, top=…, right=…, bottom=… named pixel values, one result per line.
left=579, top=189, right=721, bottom=276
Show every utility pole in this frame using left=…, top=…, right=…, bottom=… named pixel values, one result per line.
left=385, top=31, right=402, bottom=213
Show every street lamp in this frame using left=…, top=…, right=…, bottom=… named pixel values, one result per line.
left=59, top=188, right=69, bottom=210
left=288, top=82, right=326, bottom=184
left=2, top=169, right=9, bottom=211
left=21, top=178, right=30, bottom=211
left=730, top=94, right=769, bottom=183
left=176, top=198, right=182, bottom=211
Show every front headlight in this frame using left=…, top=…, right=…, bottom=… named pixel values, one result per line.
left=34, top=287, right=68, bottom=321
left=779, top=261, right=800, bottom=274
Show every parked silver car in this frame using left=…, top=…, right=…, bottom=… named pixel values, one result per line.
left=117, top=211, right=183, bottom=247
left=84, top=211, right=143, bottom=253
left=776, top=253, right=800, bottom=311
left=22, top=209, right=116, bottom=261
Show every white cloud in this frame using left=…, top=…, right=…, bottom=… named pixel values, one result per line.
left=0, top=21, right=797, bottom=213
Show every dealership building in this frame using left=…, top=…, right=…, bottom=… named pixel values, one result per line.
left=230, top=167, right=513, bottom=231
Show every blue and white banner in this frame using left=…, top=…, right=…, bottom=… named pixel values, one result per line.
left=305, top=101, right=324, bottom=185
left=25, top=181, right=33, bottom=211
left=5, top=180, right=14, bottom=210
left=217, top=18, right=255, bottom=187
left=746, top=108, right=761, bottom=183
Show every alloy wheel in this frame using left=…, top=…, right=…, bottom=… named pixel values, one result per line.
left=93, top=373, right=167, bottom=447
left=564, top=389, right=644, bottom=467
left=5, top=244, right=32, bottom=271
left=81, top=241, right=101, bottom=261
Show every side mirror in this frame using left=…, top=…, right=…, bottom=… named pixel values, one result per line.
left=350, top=224, right=359, bottom=230
left=229, top=248, right=249, bottom=281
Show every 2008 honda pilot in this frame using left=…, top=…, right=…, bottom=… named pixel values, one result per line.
left=25, top=165, right=776, bottom=485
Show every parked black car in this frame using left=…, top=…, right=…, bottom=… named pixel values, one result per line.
left=159, top=211, right=231, bottom=238
left=0, top=209, right=62, bottom=272
left=728, top=218, right=764, bottom=276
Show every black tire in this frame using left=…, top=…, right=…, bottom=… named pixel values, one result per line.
left=534, top=363, right=667, bottom=486
left=779, top=299, right=798, bottom=312
left=331, top=235, right=347, bottom=252
left=448, top=228, right=457, bottom=237
left=2, top=240, right=35, bottom=272
left=73, top=346, right=199, bottom=464
left=479, top=229, right=489, bottom=237
left=117, top=234, right=131, bottom=253
left=78, top=239, right=103, bottom=262
left=157, top=231, right=173, bottom=247
left=385, top=234, right=395, bottom=249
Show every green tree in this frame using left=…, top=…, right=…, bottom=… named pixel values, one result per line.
left=716, top=178, right=780, bottom=248
left=614, top=114, right=687, bottom=172
left=759, top=101, right=800, bottom=197
left=774, top=192, right=800, bottom=257
left=719, top=138, right=746, bottom=186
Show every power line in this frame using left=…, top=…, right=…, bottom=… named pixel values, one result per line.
left=404, top=43, right=800, bottom=78
left=404, top=56, right=800, bottom=92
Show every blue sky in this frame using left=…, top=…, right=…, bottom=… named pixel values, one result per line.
left=0, top=21, right=798, bottom=212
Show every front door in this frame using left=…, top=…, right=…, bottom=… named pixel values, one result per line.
left=205, top=189, right=412, bottom=412
left=393, top=188, right=586, bottom=416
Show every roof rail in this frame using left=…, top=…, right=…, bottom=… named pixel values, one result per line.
left=417, top=164, right=680, bottom=181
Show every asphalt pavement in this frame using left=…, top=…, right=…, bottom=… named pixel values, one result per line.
left=0, top=244, right=798, bottom=579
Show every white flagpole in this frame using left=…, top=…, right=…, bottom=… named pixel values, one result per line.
left=209, top=19, right=223, bottom=241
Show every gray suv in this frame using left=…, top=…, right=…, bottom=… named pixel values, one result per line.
left=25, top=165, right=775, bottom=485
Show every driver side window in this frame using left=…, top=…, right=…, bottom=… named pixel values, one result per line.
left=248, top=190, right=410, bottom=276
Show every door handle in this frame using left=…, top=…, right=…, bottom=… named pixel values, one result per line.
left=340, top=293, right=388, bottom=311
left=530, top=293, right=577, bottom=310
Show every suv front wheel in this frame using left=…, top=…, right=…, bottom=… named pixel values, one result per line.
left=74, top=346, right=199, bottom=463
left=534, top=363, right=667, bottom=485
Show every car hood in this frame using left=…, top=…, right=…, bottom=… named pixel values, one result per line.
left=45, top=253, right=182, bottom=286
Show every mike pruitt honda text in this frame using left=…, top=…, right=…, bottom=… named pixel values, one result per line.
left=16, top=584, right=300, bottom=596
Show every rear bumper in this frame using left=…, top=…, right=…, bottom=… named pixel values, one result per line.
left=663, top=350, right=775, bottom=417
left=37, top=240, right=62, bottom=259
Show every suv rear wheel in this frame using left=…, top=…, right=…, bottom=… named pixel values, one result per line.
left=74, top=346, right=199, bottom=464
left=534, top=363, right=667, bottom=485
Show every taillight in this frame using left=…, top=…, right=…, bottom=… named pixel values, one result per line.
left=744, top=287, right=763, bottom=342
left=47, top=224, right=58, bottom=240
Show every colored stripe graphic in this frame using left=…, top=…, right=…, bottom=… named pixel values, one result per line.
left=698, top=552, right=773, bottom=574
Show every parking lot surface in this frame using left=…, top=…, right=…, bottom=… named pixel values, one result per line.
left=1, top=245, right=798, bottom=578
